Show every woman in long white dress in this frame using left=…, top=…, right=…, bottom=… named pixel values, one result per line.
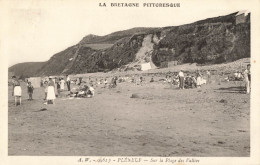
left=12, top=76, right=22, bottom=106
left=196, top=72, right=203, bottom=88
left=46, top=77, right=56, bottom=104
left=60, top=78, right=65, bottom=90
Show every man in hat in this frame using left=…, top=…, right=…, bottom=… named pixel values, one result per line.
left=66, top=75, right=71, bottom=91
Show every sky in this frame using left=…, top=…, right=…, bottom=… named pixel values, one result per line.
left=1, top=0, right=245, bottom=67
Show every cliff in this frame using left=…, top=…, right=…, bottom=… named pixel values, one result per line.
left=9, top=11, right=250, bottom=77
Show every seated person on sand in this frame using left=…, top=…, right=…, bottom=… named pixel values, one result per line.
left=184, top=74, right=195, bottom=89
left=76, top=85, right=89, bottom=97
left=191, top=75, right=197, bottom=88
left=150, top=77, right=154, bottom=83
left=110, top=77, right=117, bottom=88
left=164, top=75, right=168, bottom=83
left=237, top=72, right=243, bottom=81
left=87, top=84, right=95, bottom=97
left=172, top=74, right=179, bottom=86
left=167, top=76, right=172, bottom=84
left=104, top=78, right=108, bottom=87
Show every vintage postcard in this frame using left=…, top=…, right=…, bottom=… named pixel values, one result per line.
left=0, top=0, right=259, bottom=164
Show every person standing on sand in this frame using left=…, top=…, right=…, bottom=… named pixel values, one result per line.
left=206, top=70, right=211, bottom=84
left=12, top=76, right=22, bottom=106
left=78, top=77, right=83, bottom=85
left=56, top=78, right=61, bottom=96
left=45, top=77, right=56, bottom=104
left=43, top=81, right=48, bottom=100
left=66, top=75, right=71, bottom=91
left=243, top=64, right=251, bottom=94
left=178, top=70, right=184, bottom=89
left=27, top=82, right=34, bottom=100
left=60, top=78, right=65, bottom=90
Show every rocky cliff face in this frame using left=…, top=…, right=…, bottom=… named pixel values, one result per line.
left=10, top=12, right=250, bottom=77
left=152, top=12, right=250, bottom=67
left=35, top=32, right=146, bottom=75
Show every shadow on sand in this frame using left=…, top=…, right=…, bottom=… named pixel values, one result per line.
left=216, top=86, right=245, bottom=94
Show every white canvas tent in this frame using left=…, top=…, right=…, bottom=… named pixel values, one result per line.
left=28, top=77, right=42, bottom=88
left=141, top=62, right=152, bottom=71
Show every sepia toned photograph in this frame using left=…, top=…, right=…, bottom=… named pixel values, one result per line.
left=1, top=0, right=259, bottom=164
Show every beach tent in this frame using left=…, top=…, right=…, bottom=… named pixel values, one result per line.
left=28, top=77, right=42, bottom=88
left=141, top=62, right=152, bottom=71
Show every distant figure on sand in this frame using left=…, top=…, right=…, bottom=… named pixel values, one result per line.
left=56, top=78, right=61, bottom=96
left=243, top=64, right=251, bottom=94
left=78, top=77, right=83, bottom=85
left=196, top=72, right=203, bottom=88
left=43, top=81, right=48, bottom=100
left=110, top=76, right=117, bottom=88
left=66, top=75, right=71, bottom=91
left=12, top=76, right=22, bottom=106
left=206, top=70, right=211, bottom=84
left=87, top=84, right=95, bottom=97
left=178, top=70, right=184, bottom=89
left=104, top=78, right=108, bottom=87
left=27, top=82, right=34, bottom=100
left=139, top=77, right=143, bottom=85
left=45, top=77, right=56, bottom=104
left=60, top=78, right=65, bottom=90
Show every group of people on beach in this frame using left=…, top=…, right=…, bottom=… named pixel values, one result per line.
left=146, top=70, right=209, bottom=89
left=11, top=75, right=71, bottom=106
left=10, top=64, right=251, bottom=106
left=176, top=70, right=209, bottom=89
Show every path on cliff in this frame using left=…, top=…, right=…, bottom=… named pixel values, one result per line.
left=127, top=34, right=157, bottom=69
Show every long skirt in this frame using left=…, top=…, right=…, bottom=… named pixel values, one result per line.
left=179, top=77, right=184, bottom=89
left=47, top=86, right=56, bottom=100
left=14, top=86, right=22, bottom=96
left=196, top=76, right=203, bottom=86
left=245, top=77, right=250, bottom=93
left=60, top=83, right=65, bottom=90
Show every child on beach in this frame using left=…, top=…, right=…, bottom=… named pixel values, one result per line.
left=27, top=82, right=34, bottom=100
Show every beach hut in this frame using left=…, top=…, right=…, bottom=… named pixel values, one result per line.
left=141, top=62, right=152, bottom=71
left=28, top=77, right=42, bottom=88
